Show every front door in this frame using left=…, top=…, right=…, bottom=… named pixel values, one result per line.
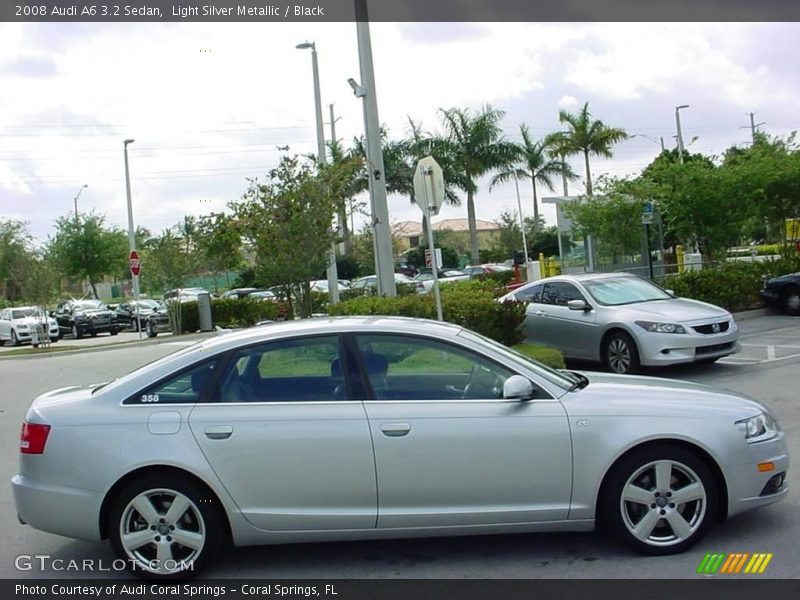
left=189, top=334, right=377, bottom=531
left=352, top=333, right=573, bottom=529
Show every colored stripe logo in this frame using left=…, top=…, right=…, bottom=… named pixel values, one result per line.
left=697, top=553, right=773, bottom=574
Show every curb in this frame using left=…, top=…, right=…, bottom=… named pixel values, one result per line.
left=0, top=332, right=217, bottom=360
left=731, top=307, right=781, bottom=322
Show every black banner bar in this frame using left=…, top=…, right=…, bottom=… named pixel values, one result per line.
left=3, top=0, right=800, bottom=23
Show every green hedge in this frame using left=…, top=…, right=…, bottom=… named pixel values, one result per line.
left=662, top=254, right=800, bottom=313
left=511, top=343, right=566, bottom=369
left=171, top=298, right=289, bottom=333
left=329, top=279, right=526, bottom=346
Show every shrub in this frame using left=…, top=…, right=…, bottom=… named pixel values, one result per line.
left=511, top=343, right=566, bottom=370
left=662, top=254, right=800, bottom=312
left=171, top=298, right=289, bottom=333
left=329, top=279, right=526, bottom=346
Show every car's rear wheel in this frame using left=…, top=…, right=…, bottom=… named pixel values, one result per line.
left=108, top=474, right=224, bottom=580
left=779, top=285, right=800, bottom=316
left=602, top=445, right=718, bottom=555
left=110, top=328, right=119, bottom=336
left=603, top=331, right=640, bottom=375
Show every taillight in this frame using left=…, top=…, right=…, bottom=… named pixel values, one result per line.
left=20, top=423, right=50, bottom=454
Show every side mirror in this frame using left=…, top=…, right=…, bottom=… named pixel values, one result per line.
left=665, top=289, right=675, bottom=296
left=567, top=299, right=589, bottom=311
left=503, top=375, right=535, bottom=400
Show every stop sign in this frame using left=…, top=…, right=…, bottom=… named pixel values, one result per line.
left=129, top=250, right=141, bottom=276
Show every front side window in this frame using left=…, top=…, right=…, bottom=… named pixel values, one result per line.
left=541, top=282, right=585, bottom=306
left=125, top=360, right=219, bottom=405
left=218, top=335, right=344, bottom=403
left=354, top=334, right=515, bottom=401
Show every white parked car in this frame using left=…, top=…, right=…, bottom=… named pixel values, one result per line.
left=12, top=317, right=788, bottom=579
left=0, top=306, right=59, bottom=346
left=414, top=269, right=470, bottom=293
left=500, top=272, right=740, bottom=374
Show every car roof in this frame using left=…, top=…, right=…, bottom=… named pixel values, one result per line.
left=196, top=316, right=464, bottom=354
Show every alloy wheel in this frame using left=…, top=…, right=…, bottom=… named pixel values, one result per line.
left=607, top=338, right=631, bottom=373
left=119, top=488, right=206, bottom=575
left=619, top=459, right=707, bottom=547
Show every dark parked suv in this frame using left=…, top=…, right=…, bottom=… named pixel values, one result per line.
left=54, top=299, right=119, bottom=339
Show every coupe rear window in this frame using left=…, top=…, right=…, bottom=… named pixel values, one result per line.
left=583, top=277, right=671, bottom=306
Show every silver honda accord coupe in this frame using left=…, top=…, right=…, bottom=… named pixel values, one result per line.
left=12, top=317, right=788, bottom=579
left=500, top=273, right=740, bottom=374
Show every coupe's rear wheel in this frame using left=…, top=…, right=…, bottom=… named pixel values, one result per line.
left=780, top=285, right=800, bottom=316
left=603, top=331, right=640, bottom=375
left=108, top=474, right=223, bottom=580
left=602, top=445, right=718, bottom=555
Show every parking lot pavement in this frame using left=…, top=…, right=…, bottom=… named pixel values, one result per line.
left=1, top=314, right=798, bottom=580
left=0, top=329, right=179, bottom=354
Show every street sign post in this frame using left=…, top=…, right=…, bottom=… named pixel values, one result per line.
left=414, top=156, right=445, bottom=321
left=129, top=250, right=141, bottom=276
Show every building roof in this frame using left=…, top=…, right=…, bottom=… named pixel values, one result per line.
left=392, top=219, right=499, bottom=238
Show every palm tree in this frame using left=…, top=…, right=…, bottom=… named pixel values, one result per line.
left=490, top=124, right=577, bottom=225
left=436, top=105, right=517, bottom=264
left=552, top=102, right=628, bottom=196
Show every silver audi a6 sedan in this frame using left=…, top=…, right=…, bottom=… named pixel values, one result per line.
left=500, top=273, right=740, bottom=374
left=12, top=317, right=788, bottom=579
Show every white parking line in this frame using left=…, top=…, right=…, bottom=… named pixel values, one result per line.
left=161, top=341, right=195, bottom=347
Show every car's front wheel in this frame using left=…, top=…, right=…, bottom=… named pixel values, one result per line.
left=11, top=330, right=20, bottom=346
left=603, top=331, right=640, bottom=375
left=780, top=285, right=800, bottom=316
left=146, top=321, right=158, bottom=338
left=602, top=445, right=718, bottom=555
left=108, top=473, right=224, bottom=580
left=72, top=325, right=82, bottom=340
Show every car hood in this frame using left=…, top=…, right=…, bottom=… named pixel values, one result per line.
left=612, top=297, right=730, bottom=323
left=768, top=272, right=800, bottom=283
left=564, top=371, right=768, bottom=420
left=12, top=317, right=56, bottom=326
left=75, top=309, right=113, bottom=316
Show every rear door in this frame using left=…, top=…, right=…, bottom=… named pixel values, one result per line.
left=188, top=334, right=377, bottom=531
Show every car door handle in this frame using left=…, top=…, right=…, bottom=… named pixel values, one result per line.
left=380, top=423, right=411, bottom=437
left=204, top=425, right=233, bottom=440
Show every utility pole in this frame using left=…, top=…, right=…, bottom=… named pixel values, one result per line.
left=355, top=0, right=396, bottom=296
left=329, top=103, right=347, bottom=254
left=745, top=112, right=766, bottom=145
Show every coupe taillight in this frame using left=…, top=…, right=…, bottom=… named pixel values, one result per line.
left=20, top=422, right=50, bottom=454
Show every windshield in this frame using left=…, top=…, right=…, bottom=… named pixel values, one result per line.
left=135, top=300, right=159, bottom=309
left=583, top=277, right=672, bottom=306
left=457, top=329, right=573, bottom=391
left=11, top=308, right=38, bottom=319
left=74, top=300, right=105, bottom=310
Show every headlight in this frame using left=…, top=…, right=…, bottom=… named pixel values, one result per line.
left=17, top=324, right=30, bottom=330
left=735, top=412, right=779, bottom=443
left=635, top=321, right=687, bottom=334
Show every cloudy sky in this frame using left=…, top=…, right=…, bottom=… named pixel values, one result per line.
left=1, top=21, right=798, bottom=245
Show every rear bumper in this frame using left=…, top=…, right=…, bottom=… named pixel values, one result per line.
left=11, top=474, right=103, bottom=541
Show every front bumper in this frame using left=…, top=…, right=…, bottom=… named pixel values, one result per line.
left=11, top=473, right=103, bottom=541
left=636, top=322, right=740, bottom=366
left=723, top=433, right=790, bottom=518
left=13, top=327, right=60, bottom=342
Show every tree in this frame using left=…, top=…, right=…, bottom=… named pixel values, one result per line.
left=138, top=227, right=197, bottom=293
left=195, top=213, right=243, bottom=292
left=490, top=124, right=576, bottom=224
left=0, top=219, right=35, bottom=301
left=436, top=105, right=518, bottom=264
left=551, top=102, right=628, bottom=196
left=49, top=213, right=128, bottom=299
left=231, top=154, right=360, bottom=318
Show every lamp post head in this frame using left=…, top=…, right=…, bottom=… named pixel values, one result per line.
left=124, top=139, right=135, bottom=147
left=296, top=41, right=315, bottom=50
left=676, top=104, right=690, bottom=111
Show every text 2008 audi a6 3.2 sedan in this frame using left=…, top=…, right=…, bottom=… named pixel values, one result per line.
left=12, top=317, right=789, bottom=579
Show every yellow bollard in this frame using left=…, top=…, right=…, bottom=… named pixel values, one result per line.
left=676, top=245, right=685, bottom=274
left=539, top=253, right=546, bottom=278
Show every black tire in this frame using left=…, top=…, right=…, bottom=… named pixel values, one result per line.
left=146, top=321, right=157, bottom=338
left=779, top=285, right=800, bottom=316
left=110, top=328, right=119, bottom=336
left=11, top=330, right=21, bottom=346
left=108, top=473, right=224, bottom=580
left=601, top=444, right=718, bottom=555
left=602, top=331, right=640, bottom=375
left=72, top=325, right=82, bottom=340
left=131, top=319, right=139, bottom=332
left=50, top=337, right=59, bottom=343
left=697, top=356, right=720, bottom=364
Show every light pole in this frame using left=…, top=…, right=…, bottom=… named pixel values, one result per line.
left=297, top=40, right=339, bottom=305
left=73, top=184, right=88, bottom=221
left=354, top=0, right=396, bottom=297
left=633, top=134, right=665, bottom=152
left=675, top=105, right=690, bottom=164
left=123, top=139, right=140, bottom=300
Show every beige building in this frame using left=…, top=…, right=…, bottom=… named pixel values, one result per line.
left=392, top=218, right=501, bottom=254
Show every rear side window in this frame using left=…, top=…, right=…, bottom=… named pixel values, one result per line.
left=514, top=283, right=543, bottom=303
left=124, top=360, right=219, bottom=405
